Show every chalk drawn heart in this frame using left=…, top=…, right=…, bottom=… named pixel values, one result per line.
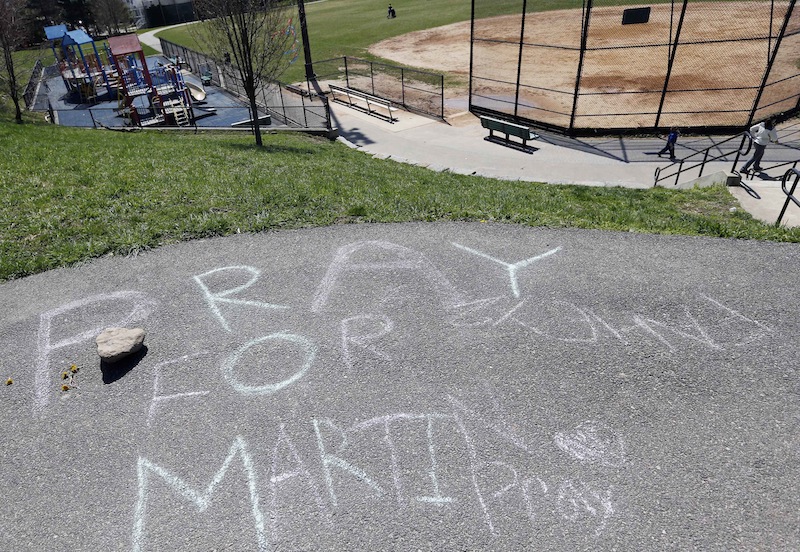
left=554, top=420, right=625, bottom=467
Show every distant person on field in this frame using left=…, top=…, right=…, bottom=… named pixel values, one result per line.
left=740, top=119, right=778, bottom=173
left=658, top=127, right=680, bottom=160
left=387, top=4, right=396, bottom=18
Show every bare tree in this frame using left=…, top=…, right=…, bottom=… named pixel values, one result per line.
left=0, top=0, right=28, bottom=122
left=91, top=0, right=132, bottom=35
left=193, top=0, right=295, bottom=146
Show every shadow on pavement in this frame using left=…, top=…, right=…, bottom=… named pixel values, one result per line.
left=101, top=346, right=148, bottom=384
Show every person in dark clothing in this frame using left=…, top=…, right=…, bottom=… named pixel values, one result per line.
left=658, top=127, right=680, bottom=160
left=387, top=4, right=396, bottom=18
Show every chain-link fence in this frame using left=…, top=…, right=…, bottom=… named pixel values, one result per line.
left=314, top=56, right=445, bottom=119
left=160, top=38, right=331, bottom=130
left=470, top=0, right=800, bottom=135
left=23, top=60, right=44, bottom=110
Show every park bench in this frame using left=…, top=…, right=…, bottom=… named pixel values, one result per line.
left=328, top=84, right=395, bottom=122
left=480, top=116, right=539, bottom=151
left=200, top=69, right=213, bottom=87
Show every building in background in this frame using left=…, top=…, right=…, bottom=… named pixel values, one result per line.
left=141, top=0, right=196, bottom=28
left=125, top=0, right=147, bottom=28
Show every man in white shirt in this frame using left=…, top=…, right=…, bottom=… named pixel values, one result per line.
left=740, top=119, right=778, bottom=174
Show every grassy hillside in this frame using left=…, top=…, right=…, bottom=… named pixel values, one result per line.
left=1, top=112, right=797, bottom=282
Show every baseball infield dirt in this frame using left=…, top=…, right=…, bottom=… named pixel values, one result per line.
left=369, top=3, right=799, bottom=127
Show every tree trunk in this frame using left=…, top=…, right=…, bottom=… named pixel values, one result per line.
left=250, top=95, right=262, bottom=146
left=2, top=42, right=21, bottom=123
left=13, top=95, right=21, bottom=123
left=245, top=75, right=262, bottom=147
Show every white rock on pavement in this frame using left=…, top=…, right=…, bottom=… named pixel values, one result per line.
left=96, top=327, right=146, bottom=363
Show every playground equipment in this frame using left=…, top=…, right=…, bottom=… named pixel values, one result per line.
left=42, top=25, right=199, bottom=127
left=185, top=81, right=207, bottom=102
left=107, top=34, right=194, bottom=127
left=44, top=25, right=114, bottom=102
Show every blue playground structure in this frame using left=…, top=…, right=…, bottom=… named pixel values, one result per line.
left=33, top=25, right=329, bottom=131
left=43, top=25, right=197, bottom=127
left=44, top=25, right=114, bottom=103
left=107, top=34, right=194, bottom=127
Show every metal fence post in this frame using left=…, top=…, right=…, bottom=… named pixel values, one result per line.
left=371, top=61, right=376, bottom=95
left=344, top=57, right=350, bottom=88
left=323, top=95, right=332, bottom=130
left=441, top=74, right=444, bottom=119
left=570, top=0, right=593, bottom=133
left=401, top=68, right=405, bottom=106
left=514, top=0, right=528, bottom=118
left=279, top=85, right=288, bottom=123
left=468, top=0, right=476, bottom=111
left=746, top=0, right=796, bottom=126
left=655, top=0, right=688, bottom=130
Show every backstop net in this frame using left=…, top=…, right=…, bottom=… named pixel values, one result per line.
left=470, top=0, right=800, bottom=134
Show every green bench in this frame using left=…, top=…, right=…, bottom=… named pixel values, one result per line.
left=480, top=116, right=539, bottom=149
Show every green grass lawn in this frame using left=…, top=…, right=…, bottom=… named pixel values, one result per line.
left=155, top=0, right=684, bottom=84
left=1, top=111, right=797, bottom=282
left=157, top=0, right=524, bottom=83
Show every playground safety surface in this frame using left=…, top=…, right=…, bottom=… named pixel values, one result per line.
left=33, top=56, right=271, bottom=129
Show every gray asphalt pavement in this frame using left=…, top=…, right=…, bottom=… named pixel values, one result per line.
left=1, top=222, right=798, bottom=551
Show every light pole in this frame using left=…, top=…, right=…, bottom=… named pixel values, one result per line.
left=296, top=0, right=314, bottom=81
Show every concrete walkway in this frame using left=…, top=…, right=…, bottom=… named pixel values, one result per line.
left=138, top=23, right=193, bottom=52
left=330, top=103, right=800, bottom=228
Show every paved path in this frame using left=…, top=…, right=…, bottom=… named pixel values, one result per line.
left=330, top=104, right=800, bottom=227
left=138, top=24, right=186, bottom=53
left=1, top=223, right=798, bottom=551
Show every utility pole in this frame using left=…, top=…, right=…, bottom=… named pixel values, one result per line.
left=296, top=0, right=315, bottom=80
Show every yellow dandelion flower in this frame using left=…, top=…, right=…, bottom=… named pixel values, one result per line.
left=61, top=372, right=69, bottom=380
left=5, top=379, right=11, bottom=386
left=61, top=384, right=70, bottom=391
left=70, top=365, right=78, bottom=373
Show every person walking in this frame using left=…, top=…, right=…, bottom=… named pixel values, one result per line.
left=658, top=127, right=680, bottom=161
left=740, top=119, right=778, bottom=174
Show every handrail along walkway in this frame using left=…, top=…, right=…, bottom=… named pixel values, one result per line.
left=777, top=168, right=800, bottom=226
left=654, top=132, right=752, bottom=188
left=328, top=84, right=395, bottom=123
